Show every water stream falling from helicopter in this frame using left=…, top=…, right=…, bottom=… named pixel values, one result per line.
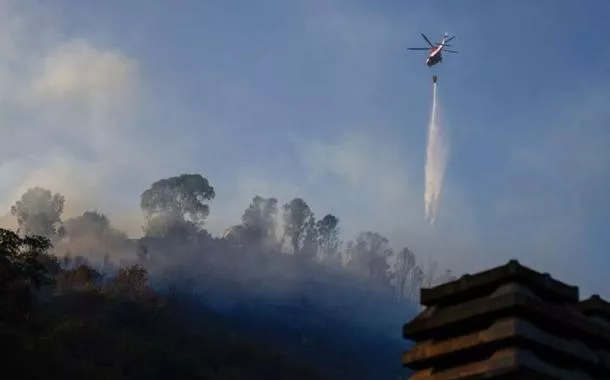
left=407, top=33, right=455, bottom=226
left=424, top=77, right=448, bottom=226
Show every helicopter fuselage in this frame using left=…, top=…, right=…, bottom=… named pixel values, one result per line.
left=425, top=43, right=445, bottom=67
left=426, top=52, right=442, bottom=67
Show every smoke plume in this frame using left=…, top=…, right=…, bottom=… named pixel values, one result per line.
left=424, top=80, right=448, bottom=226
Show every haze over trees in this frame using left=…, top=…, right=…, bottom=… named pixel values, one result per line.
left=1, top=172, right=455, bottom=379
left=10, top=186, right=66, bottom=239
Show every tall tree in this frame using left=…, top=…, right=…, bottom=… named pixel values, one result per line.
left=346, top=231, right=393, bottom=285
left=10, top=187, right=65, bottom=238
left=388, top=247, right=423, bottom=301
left=282, top=198, right=315, bottom=256
left=316, top=214, right=341, bottom=264
left=301, top=221, right=319, bottom=260
left=241, top=196, right=278, bottom=242
left=140, top=174, right=215, bottom=238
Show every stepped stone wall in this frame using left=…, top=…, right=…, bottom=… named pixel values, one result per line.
left=402, top=260, right=610, bottom=379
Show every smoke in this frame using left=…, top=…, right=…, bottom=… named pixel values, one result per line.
left=424, top=80, right=448, bottom=226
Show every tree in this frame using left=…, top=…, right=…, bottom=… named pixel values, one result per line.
left=0, top=228, right=53, bottom=288
left=10, top=187, right=65, bottom=238
left=345, top=231, right=393, bottom=285
left=241, top=196, right=278, bottom=242
left=140, top=174, right=215, bottom=238
left=316, top=214, right=341, bottom=264
left=64, top=211, right=109, bottom=237
left=64, top=210, right=127, bottom=241
left=59, top=211, right=127, bottom=262
left=0, top=228, right=53, bottom=323
left=388, top=247, right=423, bottom=301
left=282, top=198, right=316, bottom=257
left=301, top=222, right=319, bottom=260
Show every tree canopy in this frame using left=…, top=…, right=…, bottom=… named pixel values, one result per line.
left=141, top=173, right=215, bottom=222
left=0, top=227, right=333, bottom=379
left=241, top=196, right=278, bottom=242
left=2, top=172, right=456, bottom=379
left=316, top=214, right=341, bottom=264
left=10, top=186, right=65, bottom=238
left=140, top=174, right=215, bottom=238
left=282, top=198, right=316, bottom=256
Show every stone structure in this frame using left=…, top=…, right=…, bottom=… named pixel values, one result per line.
left=402, top=259, right=610, bottom=379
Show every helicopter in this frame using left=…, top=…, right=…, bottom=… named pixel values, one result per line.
left=408, top=32, right=457, bottom=68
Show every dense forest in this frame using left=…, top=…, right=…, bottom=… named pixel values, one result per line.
left=1, top=173, right=455, bottom=379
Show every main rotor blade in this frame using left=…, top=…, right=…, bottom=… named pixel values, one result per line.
left=421, top=33, right=434, bottom=47
left=445, top=35, right=456, bottom=43
left=444, top=49, right=458, bottom=53
left=407, top=47, right=430, bottom=50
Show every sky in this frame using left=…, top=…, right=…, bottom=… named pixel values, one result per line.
left=0, top=0, right=609, bottom=297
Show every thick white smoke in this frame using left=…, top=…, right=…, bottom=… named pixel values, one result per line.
left=424, top=80, right=448, bottom=226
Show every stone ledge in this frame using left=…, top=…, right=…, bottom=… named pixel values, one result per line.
left=402, top=317, right=609, bottom=370
left=404, top=293, right=610, bottom=346
left=408, top=348, right=594, bottom=380
left=420, top=260, right=578, bottom=308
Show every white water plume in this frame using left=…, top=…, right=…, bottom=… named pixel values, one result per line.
left=424, top=80, right=448, bottom=226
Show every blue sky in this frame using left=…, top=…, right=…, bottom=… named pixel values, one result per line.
left=0, top=0, right=609, bottom=296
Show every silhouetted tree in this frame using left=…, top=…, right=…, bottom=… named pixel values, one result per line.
left=61, top=211, right=128, bottom=260
left=388, top=247, right=423, bottom=301
left=241, top=196, right=278, bottom=242
left=282, top=198, right=316, bottom=257
left=346, top=231, right=393, bottom=285
left=0, top=228, right=53, bottom=323
left=10, top=186, right=65, bottom=238
left=140, top=173, right=215, bottom=239
left=316, top=214, right=341, bottom=264
left=64, top=210, right=110, bottom=236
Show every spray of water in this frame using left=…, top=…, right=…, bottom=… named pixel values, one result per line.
left=424, top=80, right=448, bottom=226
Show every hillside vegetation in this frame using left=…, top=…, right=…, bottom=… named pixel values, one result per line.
left=1, top=173, right=455, bottom=379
